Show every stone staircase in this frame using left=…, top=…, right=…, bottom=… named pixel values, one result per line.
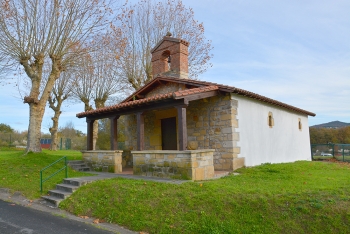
left=41, top=160, right=91, bottom=207
left=41, top=177, right=90, bottom=207
left=68, top=160, right=91, bottom=172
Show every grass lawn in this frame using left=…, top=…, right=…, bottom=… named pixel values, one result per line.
left=60, top=161, right=350, bottom=234
left=0, top=148, right=91, bottom=199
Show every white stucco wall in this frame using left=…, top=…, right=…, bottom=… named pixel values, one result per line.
left=233, top=94, right=312, bottom=167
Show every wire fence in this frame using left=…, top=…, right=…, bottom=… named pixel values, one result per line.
left=0, top=133, right=71, bottom=150
left=0, top=132, right=25, bottom=147
left=311, top=143, right=350, bottom=162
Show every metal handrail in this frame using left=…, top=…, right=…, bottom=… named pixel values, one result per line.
left=40, top=156, right=68, bottom=193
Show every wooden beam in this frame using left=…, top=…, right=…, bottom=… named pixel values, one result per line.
left=110, top=116, right=120, bottom=150
left=176, top=105, right=188, bottom=151
left=80, top=99, right=186, bottom=120
left=136, top=112, right=145, bottom=150
left=174, top=90, right=218, bottom=102
left=86, top=118, right=94, bottom=150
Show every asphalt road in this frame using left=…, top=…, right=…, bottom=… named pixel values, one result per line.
left=0, top=199, right=114, bottom=234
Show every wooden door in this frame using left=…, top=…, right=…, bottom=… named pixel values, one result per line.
left=161, top=117, right=177, bottom=150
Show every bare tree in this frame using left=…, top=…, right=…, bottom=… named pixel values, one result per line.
left=116, top=0, right=213, bottom=89
left=47, top=70, right=74, bottom=151
left=93, top=36, right=129, bottom=109
left=71, top=56, right=96, bottom=112
left=72, top=35, right=131, bottom=149
left=0, top=0, right=118, bottom=153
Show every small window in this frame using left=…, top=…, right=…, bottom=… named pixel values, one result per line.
left=268, top=112, right=274, bottom=128
left=298, top=118, right=302, bottom=131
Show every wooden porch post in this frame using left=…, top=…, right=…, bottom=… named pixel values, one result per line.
left=176, top=105, right=188, bottom=151
left=110, top=115, right=120, bottom=150
left=136, top=112, right=144, bottom=151
left=86, top=118, right=94, bottom=150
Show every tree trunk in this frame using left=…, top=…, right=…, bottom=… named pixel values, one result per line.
left=93, top=99, right=107, bottom=150
left=49, top=113, right=60, bottom=151
left=26, top=103, right=45, bottom=153
left=22, top=55, right=62, bottom=153
left=51, top=130, right=59, bottom=151
left=48, top=94, right=65, bottom=151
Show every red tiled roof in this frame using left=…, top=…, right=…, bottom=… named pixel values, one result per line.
left=76, top=85, right=219, bottom=118
left=77, top=76, right=316, bottom=118
left=122, top=76, right=316, bottom=116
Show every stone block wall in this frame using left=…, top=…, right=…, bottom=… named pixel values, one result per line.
left=186, top=94, right=241, bottom=170
left=145, top=83, right=186, bottom=98
left=123, top=92, right=243, bottom=171
left=123, top=115, right=137, bottom=151
left=82, top=150, right=123, bottom=173
left=132, top=149, right=215, bottom=180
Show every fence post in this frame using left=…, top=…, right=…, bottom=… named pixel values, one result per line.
left=40, top=170, right=43, bottom=194
left=65, top=156, right=68, bottom=178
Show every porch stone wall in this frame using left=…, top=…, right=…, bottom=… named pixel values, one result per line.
left=82, top=150, right=123, bottom=173
left=132, top=149, right=215, bottom=180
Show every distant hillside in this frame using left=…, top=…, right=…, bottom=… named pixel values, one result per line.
left=311, top=121, right=350, bottom=129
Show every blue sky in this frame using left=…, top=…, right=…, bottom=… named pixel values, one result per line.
left=1, top=0, right=350, bottom=133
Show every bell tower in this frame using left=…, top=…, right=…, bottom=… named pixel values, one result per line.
left=151, top=32, right=189, bottom=79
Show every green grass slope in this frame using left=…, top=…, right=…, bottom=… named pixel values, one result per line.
left=60, top=161, right=350, bottom=234
left=0, top=148, right=91, bottom=199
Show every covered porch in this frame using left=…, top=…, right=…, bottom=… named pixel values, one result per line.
left=77, top=85, right=221, bottom=180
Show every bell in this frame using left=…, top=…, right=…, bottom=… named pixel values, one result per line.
left=167, top=55, right=171, bottom=64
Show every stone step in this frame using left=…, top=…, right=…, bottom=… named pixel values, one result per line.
left=68, top=160, right=91, bottom=172
left=41, top=195, right=64, bottom=207
left=213, top=171, right=230, bottom=178
left=67, top=160, right=85, bottom=165
left=75, top=167, right=91, bottom=171
left=63, top=178, right=89, bottom=187
left=70, top=163, right=88, bottom=168
left=56, top=183, right=79, bottom=193
left=48, top=189, right=72, bottom=199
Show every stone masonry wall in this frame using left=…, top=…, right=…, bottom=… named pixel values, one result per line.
left=186, top=94, right=242, bottom=170
left=123, top=91, right=244, bottom=171
left=145, top=82, right=186, bottom=98
left=132, top=149, right=215, bottom=180
left=82, top=150, right=123, bottom=173
left=123, top=115, right=137, bottom=151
